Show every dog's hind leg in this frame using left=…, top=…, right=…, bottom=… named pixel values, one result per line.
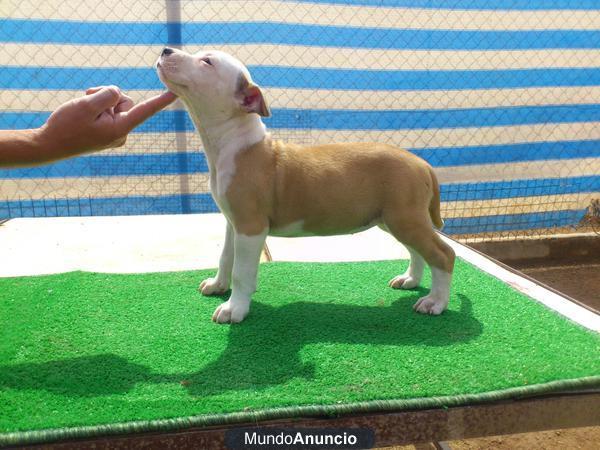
left=388, top=245, right=425, bottom=289
left=382, top=212, right=455, bottom=315
left=379, top=223, right=425, bottom=289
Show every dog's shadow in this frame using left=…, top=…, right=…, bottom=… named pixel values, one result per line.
left=0, top=293, right=482, bottom=398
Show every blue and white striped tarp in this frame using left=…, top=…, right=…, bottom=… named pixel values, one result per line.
left=1, top=0, right=599, bottom=235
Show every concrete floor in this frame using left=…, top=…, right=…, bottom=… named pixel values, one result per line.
left=0, top=214, right=408, bottom=277
left=0, top=214, right=229, bottom=276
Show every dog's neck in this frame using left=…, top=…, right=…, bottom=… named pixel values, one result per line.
left=186, top=106, right=267, bottom=174
left=179, top=99, right=269, bottom=202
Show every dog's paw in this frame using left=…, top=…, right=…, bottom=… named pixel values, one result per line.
left=413, top=294, right=448, bottom=315
left=389, top=273, right=420, bottom=289
left=212, top=300, right=249, bottom=324
left=199, top=277, right=229, bottom=296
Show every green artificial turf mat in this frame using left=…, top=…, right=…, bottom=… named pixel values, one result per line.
left=1, top=258, right=599, bottom=445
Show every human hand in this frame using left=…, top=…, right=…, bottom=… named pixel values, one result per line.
left=37, top=86, right=176, bottom=156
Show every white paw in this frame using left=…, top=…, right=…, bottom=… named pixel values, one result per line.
left=413, top=294, right=448, bottom=315
left=212, top=300, right=249, bottom=324
left=389, top=273, right=420, bottom=289
left=199, top=277, right=229, bottom=296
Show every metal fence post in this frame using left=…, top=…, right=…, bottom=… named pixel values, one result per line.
left=166, top=0, right=191, bottom=214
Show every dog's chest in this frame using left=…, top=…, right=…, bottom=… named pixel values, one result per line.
left=209, top=174, right=231, bottom=216
left=209, top=150, right=240, bottom=216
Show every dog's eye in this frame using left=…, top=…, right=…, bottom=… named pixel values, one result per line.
left=201, top=57, right=213, bottom=66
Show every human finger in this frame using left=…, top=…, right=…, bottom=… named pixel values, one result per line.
left=114, top=94, right=134, bottom=113
left=83, top=86, right=121, bottom=115
left=115, top=91, right=176, bottom=133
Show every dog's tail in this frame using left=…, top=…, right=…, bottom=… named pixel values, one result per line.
left=428, top=166, right=444, bottom=230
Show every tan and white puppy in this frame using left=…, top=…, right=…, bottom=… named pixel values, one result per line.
left=156, top=48, right=455, bottom=324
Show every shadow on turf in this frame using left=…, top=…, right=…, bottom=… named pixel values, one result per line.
left=0, top=293, right=481, bottom=397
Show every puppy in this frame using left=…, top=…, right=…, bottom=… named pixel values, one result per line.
left=157, top=48, right=455, bottom=324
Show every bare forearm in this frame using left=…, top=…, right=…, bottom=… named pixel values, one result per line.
left=0, top=126, right=95, bottom=168
left=0, top=128, right=51, bottom=168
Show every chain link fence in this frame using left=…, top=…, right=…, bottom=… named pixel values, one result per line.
left=1, top=0, right=599, bottom=241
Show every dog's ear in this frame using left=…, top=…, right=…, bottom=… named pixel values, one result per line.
left=235, top=74, right=270, bottom=117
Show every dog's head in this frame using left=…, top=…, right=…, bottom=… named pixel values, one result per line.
left=156, top=48, right=270, bottom=119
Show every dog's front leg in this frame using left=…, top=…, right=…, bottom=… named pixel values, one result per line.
left=212, top=227, right=267, bottom=324
left=199, top=221, right=234, bottom=295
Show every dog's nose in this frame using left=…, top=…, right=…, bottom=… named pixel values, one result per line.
left=162, top=47, right=174, bottom=56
